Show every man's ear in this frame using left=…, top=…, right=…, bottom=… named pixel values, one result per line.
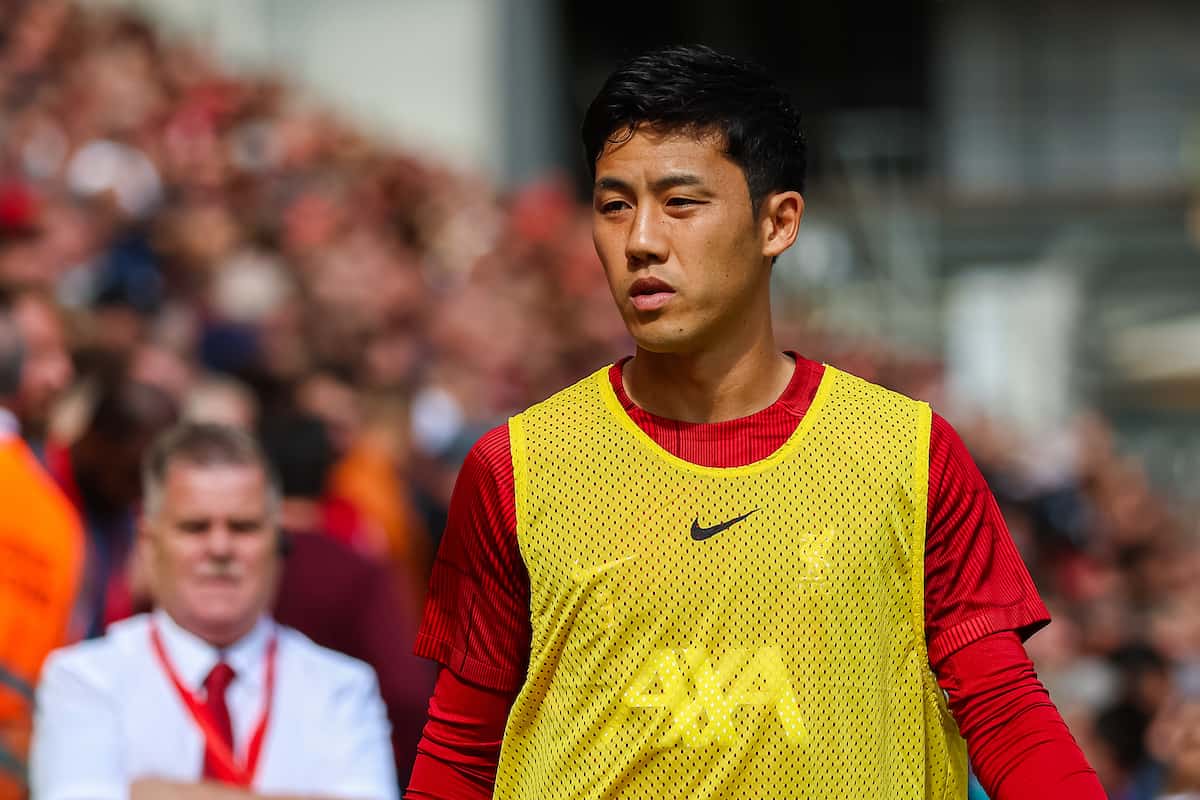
left=760, top=191, right=805, bottom=260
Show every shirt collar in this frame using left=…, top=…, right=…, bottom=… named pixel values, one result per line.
left=0, top=408, right=18, bottom=440
left=152, top=608, right=275, bottom=693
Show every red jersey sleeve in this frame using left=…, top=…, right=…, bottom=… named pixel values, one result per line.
left=938, top=632, right=1103, bottom=799
left=407, top=668, right=509, bottom=799
left=414, top=424, right=531, bottom=692
left=924, top=413, right=1050, bottom=665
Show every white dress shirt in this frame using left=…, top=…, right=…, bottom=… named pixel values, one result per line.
left=31, top=610, right=399, bottom=800
left=0, top=407, right=18, bottom=440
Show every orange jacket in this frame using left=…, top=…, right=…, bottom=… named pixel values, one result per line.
left=0, top=435, right=83, bottom=800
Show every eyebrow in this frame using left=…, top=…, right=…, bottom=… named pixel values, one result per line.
left=594, top=173, right=707, bottom=194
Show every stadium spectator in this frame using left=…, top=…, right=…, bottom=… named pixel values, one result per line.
left=0, top=288, right=82, bottom=800
left=0, top=281, right=73, bottom=459
left=260, top=411, right=434, bottom=787
left=31, top=423, right=398, bottom=800
left=45, top=376, right=177, bottom=637
left=182, top=381, right=436, bottom=782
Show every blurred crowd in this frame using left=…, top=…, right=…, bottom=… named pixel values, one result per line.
left=0, top=1, right=1197, bottom=798
left=961, top=409, right=1200, bottom=800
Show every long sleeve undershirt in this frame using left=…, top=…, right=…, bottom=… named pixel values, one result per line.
left=406, top=356, right=1103, bottom=798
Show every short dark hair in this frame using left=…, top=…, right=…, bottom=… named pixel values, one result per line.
left=142, top=422, right=280, bottom=517
left=258, top=411, right=335, bottom=501
left=582, top=44, right=807, bottom=212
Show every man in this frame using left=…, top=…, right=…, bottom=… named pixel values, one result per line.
left=407, top=46, right=1104, bottom=799
left=0, top=287, right=83, bottom=800
left=46, top=376, right=178, bottom=637
left=0, top=283, right=74, bottom=457
left=31, top=423, right=398, bottom=800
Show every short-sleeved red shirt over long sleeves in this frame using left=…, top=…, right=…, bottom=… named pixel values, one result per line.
left=410, top=355, right=1102, bottom=799
left=417, top=354, right=1050, bottom=690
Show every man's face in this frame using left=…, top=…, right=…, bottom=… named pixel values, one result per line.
left=591, top=128, right=771, bottom=354
left=12, top=295, right=71, bottom=427
left=142, top=462, right=279, bottom=645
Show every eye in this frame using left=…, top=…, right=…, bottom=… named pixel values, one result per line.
left=229, top=518, right=265, bottom=534
left=666, top=197, right=700, bottom=208
left=177, top=519, right=210, bottom=534
left=598, top=199, right=630, bottom=215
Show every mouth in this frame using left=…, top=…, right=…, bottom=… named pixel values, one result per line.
left=628, top=276, right=676, bottom=312
left=195, top=571, right=242, bottom=586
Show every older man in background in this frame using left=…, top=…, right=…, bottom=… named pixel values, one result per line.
left=0, top=286, right=82, bottom=800
left=31, top=423, right=398, bottom=800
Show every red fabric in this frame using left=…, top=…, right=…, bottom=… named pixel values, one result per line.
left=410, top=354, right=1075, bottom=797
left=320, top=495, right=369, bottom=551
left=412, top=426, right=529, bottom=693
left=406, top=670, right=509, bottom=799
left=202, top=662, right=236, bottom=782
left=923, top=412, right=1050, bottom=663
left=414, top=354, right=1049, bottom=691
left=939, top=632, right=1104, bottom=799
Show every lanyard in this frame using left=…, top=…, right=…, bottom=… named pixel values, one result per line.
left=149, top=621, right=277, bottom=787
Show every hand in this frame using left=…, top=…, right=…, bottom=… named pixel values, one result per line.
left=131, top=778, right=193, bottom=800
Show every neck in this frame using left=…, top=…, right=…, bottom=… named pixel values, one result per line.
left=201, top=626, right=254, bottom=650
left=165, top=609, right=260, bottom=650
left=624, top=330, right=793, bottom=424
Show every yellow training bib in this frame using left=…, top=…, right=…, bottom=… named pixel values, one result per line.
left=497, top=365, right=966, bottom=799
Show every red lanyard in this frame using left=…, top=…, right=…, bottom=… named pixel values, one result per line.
left=150, top=621, right=277, bottom=787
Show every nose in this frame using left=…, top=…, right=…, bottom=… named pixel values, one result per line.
left=205, top=524, right=235, bottom=560
left=625, top=204, right=668, bottom=267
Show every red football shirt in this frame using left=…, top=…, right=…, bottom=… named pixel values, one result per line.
left=416, top=354, right=1050, bottom=690
left=409, top=354, right=1103, bottom=800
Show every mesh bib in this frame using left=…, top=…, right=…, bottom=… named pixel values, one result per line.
left=497, top=365, right=967, bottom=799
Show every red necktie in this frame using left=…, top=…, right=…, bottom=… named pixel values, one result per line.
left=201, top=662, right=236, bottom=781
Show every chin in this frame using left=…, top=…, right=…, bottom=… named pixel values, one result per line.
left=632, top=338, right=688, bottom=355
left=192, top=612, right=259, bottom=645
left=625, top=317, right=695, bottom=354
left=178, top=597, right=258, bottom=638
left=629, top=327, right=700, bottom=355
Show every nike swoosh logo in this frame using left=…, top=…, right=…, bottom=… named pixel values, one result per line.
left=690, top=509, right=759, bottom=541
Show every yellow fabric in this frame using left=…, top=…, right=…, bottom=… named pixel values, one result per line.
left=498, top=364, right=966, bottom=800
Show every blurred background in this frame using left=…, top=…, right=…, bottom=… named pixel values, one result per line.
left=1, top=0, right=1198, bottom=797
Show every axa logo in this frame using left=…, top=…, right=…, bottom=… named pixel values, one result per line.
left=606, top=647, right=809, bottom=748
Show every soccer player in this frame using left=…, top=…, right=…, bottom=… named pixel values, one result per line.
left=407, top=45, right=1104, bottom=799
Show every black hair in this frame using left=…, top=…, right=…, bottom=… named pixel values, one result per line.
left=258, top=411, right=335, bottom=501
left=1093, top=703, right=1150, bottom=773
left=87, top=378, right=178, bottom=442
left=582, top=44, right=806, bottom=214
